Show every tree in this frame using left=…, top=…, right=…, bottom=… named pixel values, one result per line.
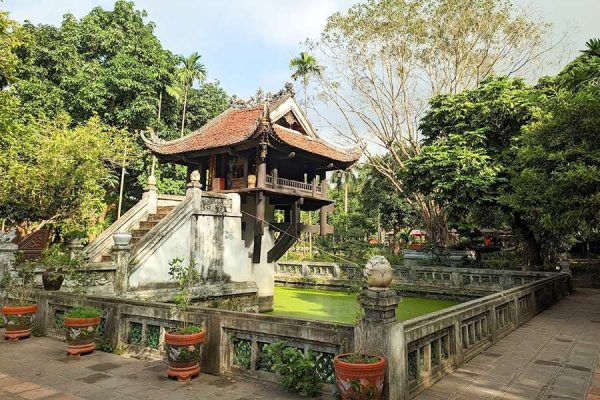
left=330, top=169, right=355, bottom=214
left=310, top=0, right=552, bottom=245
left=0, top=10, right=25, bottom=88
left=15, top=1, right=174, bottom=131
left=0, top=115, right=133, bottom=236
left=559, top=38, right=600, bottom=90
left=289, top=52, right=323, bottom=113
left=361, top=164, right=418, bottom=254
left=403, top=77, right=545, bottom=267
left=502, top=86, right=600, bottom=261
left=167, top=52, right=207, bottom=137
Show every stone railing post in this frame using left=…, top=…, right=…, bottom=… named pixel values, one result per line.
left=66, top=238, right=84, bottom=260
left=144, top=175, right=158, bottom=215
left=355, top=256, right=408, bottom=400
left=0, top=236, right=18, bottom=299
left=113, top=243, right=131, bottom=295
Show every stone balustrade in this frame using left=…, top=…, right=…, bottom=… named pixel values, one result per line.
left=1, top=266, right=571, bottom=399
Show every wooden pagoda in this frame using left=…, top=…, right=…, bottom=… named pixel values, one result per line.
left=142, top=90, right=360, bottom=264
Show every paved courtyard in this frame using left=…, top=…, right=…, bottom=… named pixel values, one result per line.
left=416, top=288, right=600, bottom=400
left=0, top=335, right=305, bottom=400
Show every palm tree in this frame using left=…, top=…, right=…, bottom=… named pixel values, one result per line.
left=167, top=52, right=207, bottom=137
left=290, top=52, right=323, bottom=113
left=330, top=168, right=356, bottom=214
left=565, top=38, right=600, bottom=89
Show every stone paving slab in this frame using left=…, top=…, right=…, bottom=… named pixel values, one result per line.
left=0, top=333, right=312, bottom=400
left=416, top=288, right=600, bottom=400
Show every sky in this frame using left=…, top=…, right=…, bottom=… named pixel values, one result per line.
left=4, top=0, right=599, bottom=99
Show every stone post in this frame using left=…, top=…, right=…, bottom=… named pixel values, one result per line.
left=112, top=242, right=130, bottom=295
left=0, top=234, right=18, bottom=299
left=144, top=175, right=158, bottom=215
left=356, top=256, right=407, bottom=400
left=66, top=238, right=84, bottom=260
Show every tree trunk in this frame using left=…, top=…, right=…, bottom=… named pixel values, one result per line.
left=513, top=213, right=544, bottom=270
left=303, top=78, right=308, bottom=114
left=157, top=91, right=163, bottom=122
left=180, top=87, right=188, bottom=137
left=344, top=182, right=348, bottom=214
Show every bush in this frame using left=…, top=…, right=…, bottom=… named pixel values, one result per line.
left=262, top=341, right=321, bottom=397
left=65, top=307, right=101, bottom=318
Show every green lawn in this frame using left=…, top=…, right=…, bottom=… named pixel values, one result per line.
left=265, top=286, right=459, bottom=324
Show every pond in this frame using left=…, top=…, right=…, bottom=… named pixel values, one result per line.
left=264, top=286, right=459, bottom=324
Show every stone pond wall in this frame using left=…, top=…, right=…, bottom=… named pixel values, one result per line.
left=1, top=267, right=571, bottom=399
left=275, top=260, right=560, bottom=300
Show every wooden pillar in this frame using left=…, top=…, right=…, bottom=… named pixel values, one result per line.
left=199, top=161, right=206, bottom=189
left=272, top=168, right=278, bottom=189
left=252, top=191, right=265, bottom=263
left=257, top=161, right=267, bottom=188
left=243, top=157, right=249, bottom=188
left=319, top=171, right=328, bottom=235
left=320, top=171, right=328, bottom=195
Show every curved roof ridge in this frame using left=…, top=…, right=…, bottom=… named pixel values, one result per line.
left=271, top=124, right=361, bottom=163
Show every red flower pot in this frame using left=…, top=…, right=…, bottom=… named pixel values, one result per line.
left=164, top=330, right=205, bottom=382
left=2, top=304, right=37, bottom=341
left=64, top=316, right=101, bottom=356
left=334, top=353, right=386, bottom=400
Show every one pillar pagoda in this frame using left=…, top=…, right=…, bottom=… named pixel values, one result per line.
left=142, top=87, right=360, bottom=310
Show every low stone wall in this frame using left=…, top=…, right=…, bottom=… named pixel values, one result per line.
left=275, top=261, right=558, bottom=299
left=399, top=272, right=571, bottom=398
left=23, top=290, right=353, bottom=393
left=2, top=269, right=571, bottom=399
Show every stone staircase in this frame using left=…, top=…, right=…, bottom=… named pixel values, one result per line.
left=100, top=206, right=176, bottom=262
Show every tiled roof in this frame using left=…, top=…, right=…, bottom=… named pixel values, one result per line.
left=144, top=106, right=264, bottom=155
left=144, top=101, right=361, bottom=164
left=272, top=125, right=361, bottom=163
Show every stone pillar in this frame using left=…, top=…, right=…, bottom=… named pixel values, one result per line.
left=0, top=238, right=18, bottom=298
left=144, top=175, right=158, bottom=215
left=357, top=287, right=406, bottom=400
left=186, top=170, right=203, bottom=197
left=113, top=243, right=131, bottom=295
left=356, top=256, right=407, bottom=400
left=359, top=288, right=400, bottom=323
left=67, top=238, right=84, bottom=260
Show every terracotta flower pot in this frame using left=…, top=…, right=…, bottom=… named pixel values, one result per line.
left=334, top=353, right=386, bottom=400
left=165, top=330, right=205, bottom=382
left=2, top=304, right=37, bottom=341
left=64, top=316, right=101, bottom=356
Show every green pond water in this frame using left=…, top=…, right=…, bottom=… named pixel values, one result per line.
left=265, top=287, right=459, bottom=324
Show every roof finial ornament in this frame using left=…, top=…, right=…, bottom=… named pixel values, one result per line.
left=260, top=102, right=271, bottom=132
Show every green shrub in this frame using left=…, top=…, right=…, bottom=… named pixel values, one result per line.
left=65, top=307, right=101, bottom=318
left=262, top=341, right=321, bottom=397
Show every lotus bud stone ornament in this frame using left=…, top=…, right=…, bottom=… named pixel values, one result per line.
left=364, top=255, right=394, bottom=288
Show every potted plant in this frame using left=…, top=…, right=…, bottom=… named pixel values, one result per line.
left=1, top=261, right=37, bottom=341
left=42, top=267, right=65, bottom=291
left=63, top=306, right=102, bottom=356
left=334, top=353, right=386, bottom=400
left=63, top=258, right=101, bottom=356
left=165, top=257, right=205, bottom=382
left=333, top=255, right=389, bottom=400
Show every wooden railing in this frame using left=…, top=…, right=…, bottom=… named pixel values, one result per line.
left=265, top=175, right=323, bottom=196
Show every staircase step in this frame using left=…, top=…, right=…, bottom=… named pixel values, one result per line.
left=139, top=221, right=159, bottom=230
left=156, top=206, right=176, bottom=214
left=101, top=254, right=112, bottom=262
left=147, top=214, right=167, bottom=222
